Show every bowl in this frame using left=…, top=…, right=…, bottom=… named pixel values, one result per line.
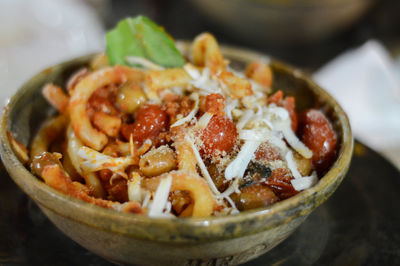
left=0, top=43, right=353, bottom=265
left=189, top=0, right=375, bottom=44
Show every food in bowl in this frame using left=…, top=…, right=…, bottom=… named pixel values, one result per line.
left=9, top=16, right=337, bottom=218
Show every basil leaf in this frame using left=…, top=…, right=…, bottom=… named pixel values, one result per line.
left=106, top=16, right=185, bottom=68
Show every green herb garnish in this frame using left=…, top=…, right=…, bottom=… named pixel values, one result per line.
left=106, top=16, right=185, bottom=68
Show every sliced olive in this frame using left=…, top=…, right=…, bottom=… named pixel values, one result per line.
left=207, top=163, right=229, bottom=192
left=231, top=183, right=279, bottom=211
left=247, top=161, right=272, bottom=179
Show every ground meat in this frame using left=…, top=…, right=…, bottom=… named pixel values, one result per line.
left=164, top=95, right=194, bottom=124
left=103, top=177, right=129, bottom=203
left=87, top=85, right=119, bottom=120
left=202, top=93, right=225, bottom=116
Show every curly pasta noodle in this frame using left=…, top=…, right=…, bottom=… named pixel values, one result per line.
left=35, top=152, right=141, bottom=213
left=142, top=171, right=215, bottom=217
left=30, top=115, right=68, bottom=159
left=66, top=126, right=105, bottom=198
left=171, top=127, right=197, bottom=173
left=192, top=33, right=226, bottom=74
left=69, top=66, right=143, bottom=150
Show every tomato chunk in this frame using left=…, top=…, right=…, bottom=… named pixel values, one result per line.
left=282, top=96, right=298, bottom=132
left=200, top=116, right=237, bottom=157
left=121, top=104, right=169, bottom=145
left=298, top=109, right=338, bottom=175
left=265, top=168, right=298, bottom=200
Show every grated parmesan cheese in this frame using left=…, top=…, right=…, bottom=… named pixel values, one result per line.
left=291, top=172, right=318, bottom=191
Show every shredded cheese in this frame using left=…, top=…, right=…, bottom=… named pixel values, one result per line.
left=274, top=121, right=312, bottom=159
left=224, top=196, right=238, bottom=211
left=127, top=172, right=142, bottom=202
left=171, top=93, right=199, bottom=127
left=78, top=146, right=134, bottom=179
left=217, top=178, right=240, bottom=198
left=225, top=99, right=238, bottom=120
left=285, top=150, right=302, bottom=179
left=194, top=112, right=213, bottom=130
left=239, top=129, right=287, bottom=153
left=224, top=140, right=261, bottom=180
left=141, top=190, right=151, bottom=208
left=184, top=63, right=200, bottom=79
left=148, top=175, right=172, bottom=217
left=237, top=109, right=254, bottom=130
left=268, top=104, right=289, bottom=120
left=185, top=136, right=221, bottom=195
left=190, top=68, right=223, bottom=95
left=291, top=172, right=318, bottom=191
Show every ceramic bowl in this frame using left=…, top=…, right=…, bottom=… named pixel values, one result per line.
left=0, top=43, right=353, bottom=265
left=189, top=0, right=375, bottom=44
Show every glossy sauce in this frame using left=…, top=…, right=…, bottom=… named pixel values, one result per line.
left=121, top=104, right=169, bottom=145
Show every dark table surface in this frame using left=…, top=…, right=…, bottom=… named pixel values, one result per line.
left=1, top=141, right=399, bottom=265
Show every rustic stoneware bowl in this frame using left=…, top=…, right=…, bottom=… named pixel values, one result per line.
left=0, top=43, right=353, bottom=265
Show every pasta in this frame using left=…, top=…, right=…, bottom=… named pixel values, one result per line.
left=14, top=32, right=338, bottom=218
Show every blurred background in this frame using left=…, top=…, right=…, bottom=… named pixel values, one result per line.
left=0, top=0, right=399, bottom=166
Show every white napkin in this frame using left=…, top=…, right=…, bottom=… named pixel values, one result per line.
left=314, top=40, right=400, bottom=166
left=0, top=0, right=105, bottom=104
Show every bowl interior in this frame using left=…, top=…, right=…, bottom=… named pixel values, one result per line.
left=0, top=43, right=353, bottom=243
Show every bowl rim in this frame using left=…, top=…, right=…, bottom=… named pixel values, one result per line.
left=0, top=43, right=353, bottom=243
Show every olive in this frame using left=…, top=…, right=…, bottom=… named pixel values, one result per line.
left=231, top=183, right=279, bottom=211
left=247, top=161, right=272, bottom=179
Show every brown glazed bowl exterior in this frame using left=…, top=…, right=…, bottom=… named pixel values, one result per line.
left=0, top=43, right=353, bottom=265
